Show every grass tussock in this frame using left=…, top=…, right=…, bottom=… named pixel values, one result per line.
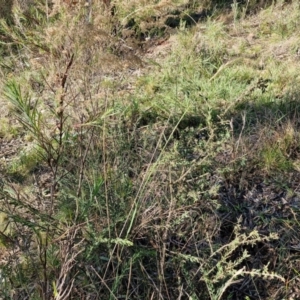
left=0, top=0, right=300, bottom=299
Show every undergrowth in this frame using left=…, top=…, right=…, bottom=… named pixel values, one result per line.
left=0, top=0, right=300, bottom=299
